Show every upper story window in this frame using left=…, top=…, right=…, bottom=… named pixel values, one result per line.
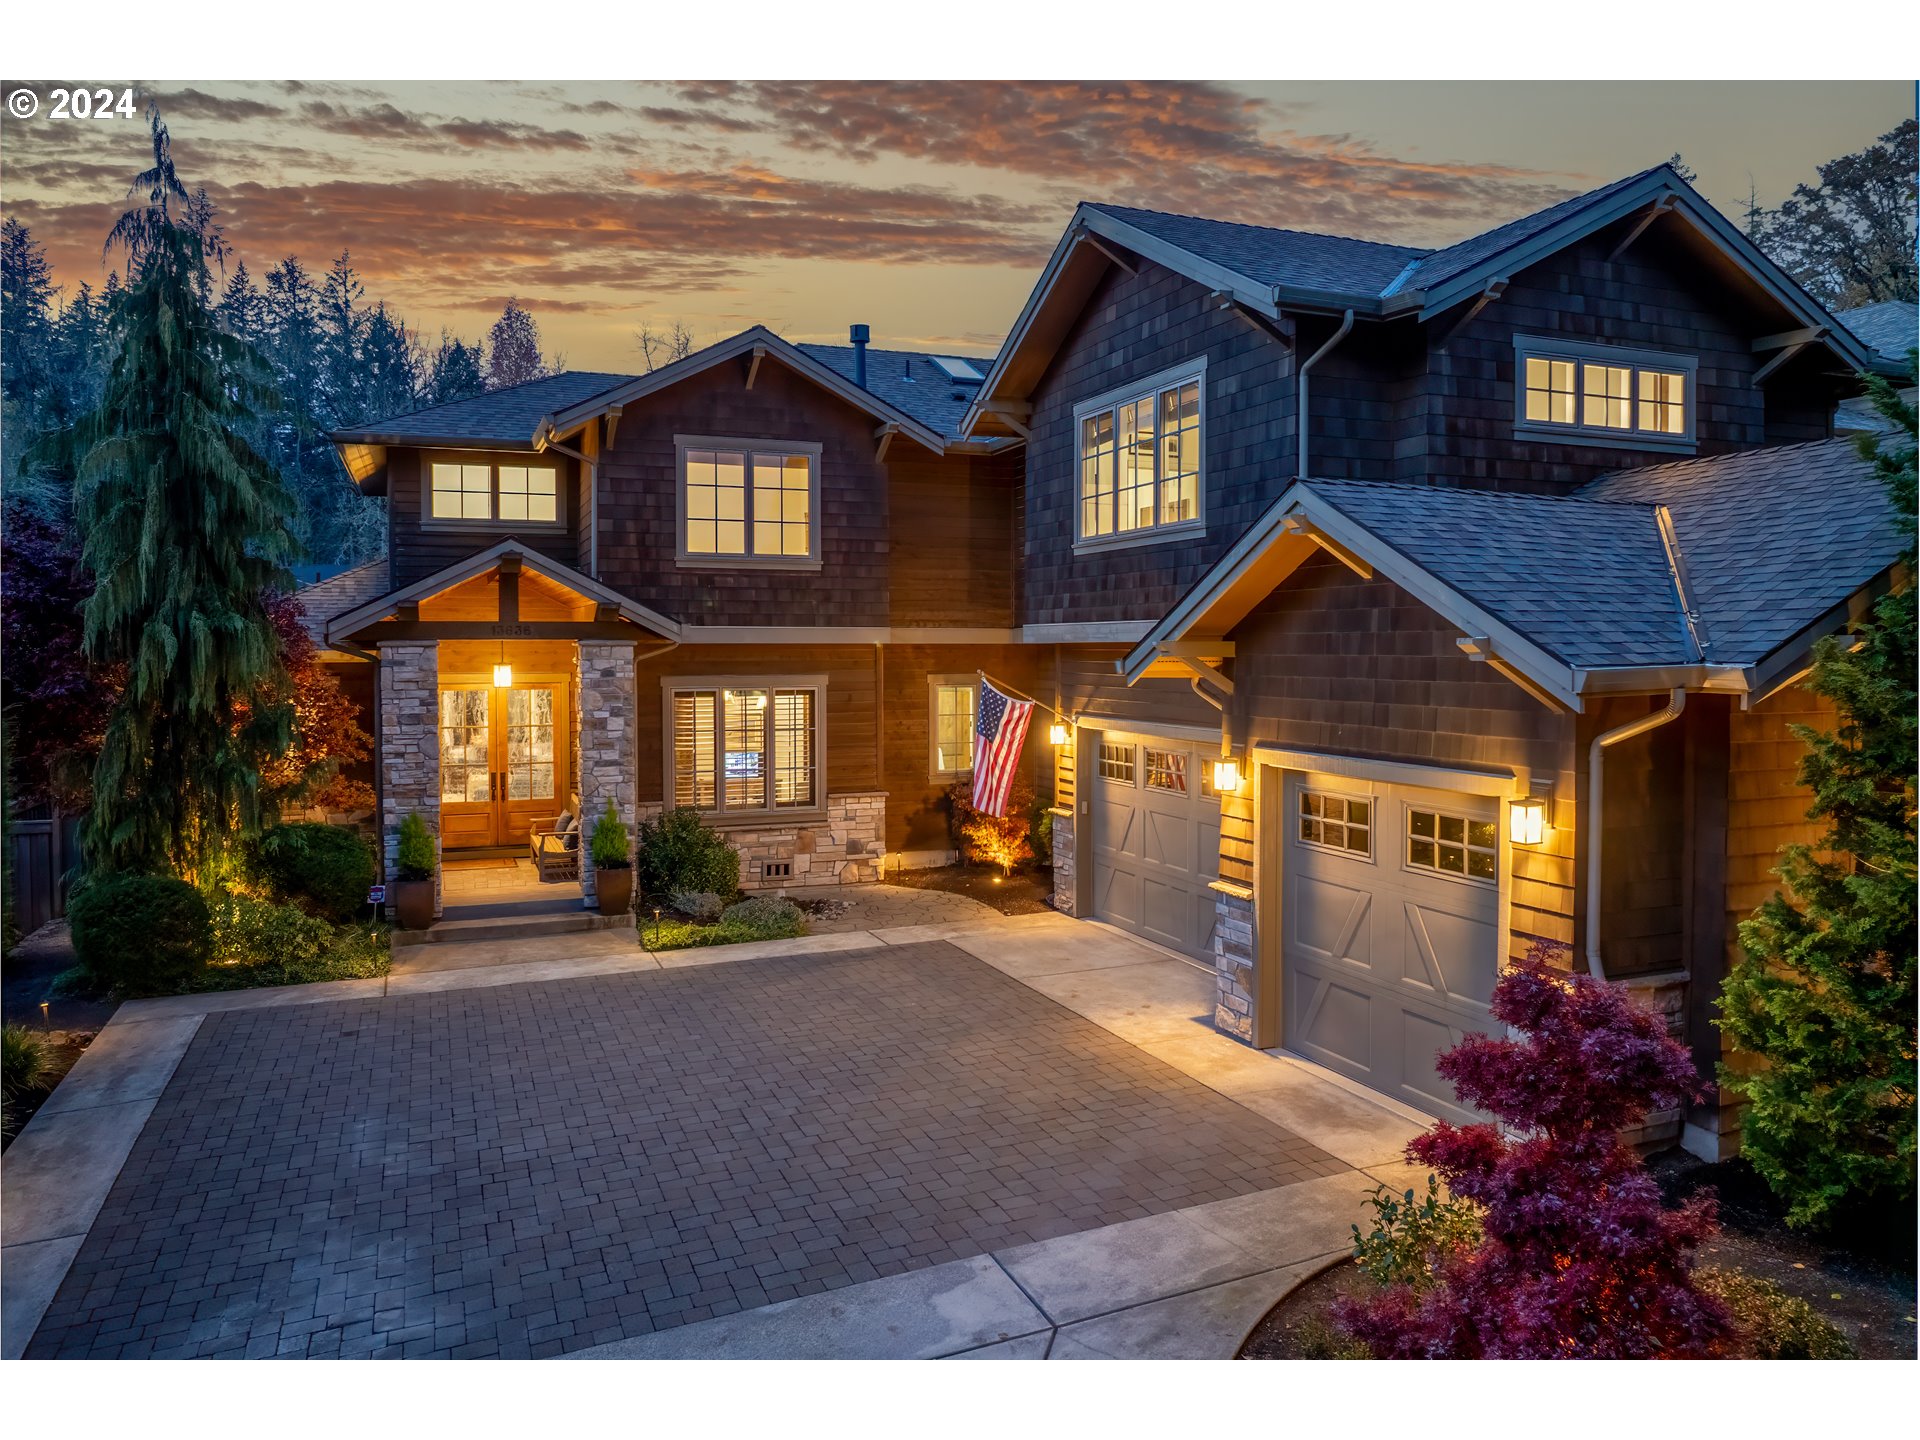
left=1512, top=335, right=1697, bottom=451
left=676, top=436, right=823, bottom=569
left=668, top=678, right=823, bottom=816
left=429, top=461, right=559, bottom=524
left=1073, top=361, right=1205, bottom=550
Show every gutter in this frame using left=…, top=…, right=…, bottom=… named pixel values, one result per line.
left=1585, top=687, right=1686, bottom=980
left=1297, top=310, right=1354, bottom=478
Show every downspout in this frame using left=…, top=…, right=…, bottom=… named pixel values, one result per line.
left=1296, top=309, right=1354, bottom=479
left=1585, top=687, right=1687, bottom=979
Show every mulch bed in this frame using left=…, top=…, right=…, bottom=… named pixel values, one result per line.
left=886, top=863, right=1055, bottom=915
left=1239, top=1156, right=1918, bottom=1359
left=2, top=1028, right=97, bottom=1153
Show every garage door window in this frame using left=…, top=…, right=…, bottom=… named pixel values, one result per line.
left=1144, top=748, right=1187, bottom=793
left=1299, top=790, right=1371, bottom=857
left=1099, top=742, right=1137, bottom=784
left=1407, top=807, right=1498, bottom=883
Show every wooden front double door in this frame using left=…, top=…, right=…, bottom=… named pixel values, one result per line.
left=439, top=676, right=571, bottom=849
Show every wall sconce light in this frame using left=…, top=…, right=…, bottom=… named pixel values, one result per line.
left=1212, top=757, right=1242, bottom=794
left=1048, top=722, right=1069, bottom=746
left=1509, top=792, right=1549, bottom=846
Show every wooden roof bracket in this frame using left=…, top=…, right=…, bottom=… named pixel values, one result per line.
left=1433, top=277, right=1508, bottom=353
left=745, top=345, right=766, bottom=390
left=1078, top=230, right=1137, bottom=274
left=1279, top=514, right=1373, bottom=577
left=978, top=401, right=1032, bottom=440
left=874, top=422, right=898, bottom=463
left=1751, top=341, right=1812, bottom=386
left=604, top=403, right=623, bottom=450
left=1607, top=194, right=1676, bottom=264
left=1215, top=293, right=1296, bottom=351
left=1457, top=635, right=1575, bottom=714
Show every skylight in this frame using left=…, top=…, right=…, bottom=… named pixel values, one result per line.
left=928, top=355, right=984, bottom=382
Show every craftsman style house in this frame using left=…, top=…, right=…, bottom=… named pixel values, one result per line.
left=303, top=163, right=1910, bottom=1155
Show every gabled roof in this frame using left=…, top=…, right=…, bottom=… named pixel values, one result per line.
left=332, top=372, right=634, bottom=447
left=1837, top=299, right=1918, bottom=371
left=965, top=164, right=1889, bottom=438
left=1125, top=440, right=1902, bottom=711
left=798, top=343, right=995, bottom=441
left=291, top=556, right=390, bottom=649
left=323, top=539, right=681, bottom=647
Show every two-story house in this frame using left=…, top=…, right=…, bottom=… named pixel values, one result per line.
left=301, top=163, right=1909, bottom=1156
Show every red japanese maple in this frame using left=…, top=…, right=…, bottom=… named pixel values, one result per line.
left=1335, top=943, right=1734, bottom=1358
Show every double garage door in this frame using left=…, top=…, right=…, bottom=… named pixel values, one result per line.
left=1280, top=771, right=1501, bottom=1124
left=1089, top=734, right=1220, bottom=960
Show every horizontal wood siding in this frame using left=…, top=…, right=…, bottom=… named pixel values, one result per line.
left=880, top=644, right=1048, bottom=853
left=597, top=358, right=891, bottom=627
left=387, top=447, right=582, bottom=588
left=1226, top=553, right=1577, bottom=957
left=1022, top=260, right=1294, bottom=628
left=888, top=454, right=1017, bottom=628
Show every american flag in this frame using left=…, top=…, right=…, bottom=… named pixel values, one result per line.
left=972, top=677, right=1034, bottom=818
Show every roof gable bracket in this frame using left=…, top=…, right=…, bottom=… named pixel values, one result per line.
left=1078, top=230, right=1137, bottom=274
left=1607, top=194, right=1676, bottom=264
left=745, top=346, right=766, bottom=390
left=1280, top=515, right=1373, bottom=577
left=1457, top=636, right=1576, bottom=714
left=977, top=401, right=1031, bottom=440
left=604, top=404, right=623, bottom=450
left=1215, top=293, right=1296, bottom=352
left=874, top=422, right=898, bottom=463
left=1432, top=277, right=1509, bottom=353
left=1162, top=651, right=1235, bottom=700
left=1751, top=341, right=1812, bottom=386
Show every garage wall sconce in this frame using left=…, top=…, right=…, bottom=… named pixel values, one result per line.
left=1509, top=787, right=1553, bottom=846
left=1211, top=756, right=1243, bottom=794
left=1048, top=722, right=1070, bottom=746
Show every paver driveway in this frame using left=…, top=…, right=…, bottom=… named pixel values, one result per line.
left=26, top=941, right=1342, bottom=1359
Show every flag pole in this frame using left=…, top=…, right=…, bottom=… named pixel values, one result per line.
left=978, top=670, right=1070, bottom=722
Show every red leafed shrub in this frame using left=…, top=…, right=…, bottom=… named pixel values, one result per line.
left=1334, top=942, right=1734, bottom=1358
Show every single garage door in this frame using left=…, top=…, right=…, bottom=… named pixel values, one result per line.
left=1281, top=771, right=1500, bottom=1123
left=1090, top=734, right=1220, bottom=960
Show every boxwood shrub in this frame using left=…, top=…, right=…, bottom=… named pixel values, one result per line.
left=68, top=873, right=211, bottom=995
left=636, top=807, right=741, bottom=900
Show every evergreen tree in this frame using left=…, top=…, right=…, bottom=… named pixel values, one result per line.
left=217, top=260, right=265, bottom=346
left=484, top=298, right=548, bottom=389
left=426, top=331, right=486, bottom=404
left=69, top=106, right=299, bottom=879
left=1718, top=374, right=1917, bottom=1228
left=318, top=250, right=366, bottom=427
left=1, top=217, right=57, bottom=411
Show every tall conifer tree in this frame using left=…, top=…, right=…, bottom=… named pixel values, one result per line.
left=70, top=107, right=298, bottom=878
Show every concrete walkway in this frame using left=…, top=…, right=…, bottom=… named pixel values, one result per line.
left=2, top=905, right=1428, bottom=1359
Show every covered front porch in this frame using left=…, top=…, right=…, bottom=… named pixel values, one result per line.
left=323, top=540, right=681, bottom=918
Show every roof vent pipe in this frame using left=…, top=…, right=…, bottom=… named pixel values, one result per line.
left=849, top=324, right=870, bottom=388
left=1585, top=687, right=1687, bottom=980
left=1297, top=309, right=1354, bottom=479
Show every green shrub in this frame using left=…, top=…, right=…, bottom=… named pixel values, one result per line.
left=210, top=893, right=333, bottom=971
left=670, top=890, right=725, bottom=922
left=254, top=822, right=376, bottom=921
left=636, top=806, right=740, bottom=899
left=1698, top=1268, right=1856, bottom=1359
left=395, top=813, right=434, bottom=882
left=1350, top=1175, right=1482, bottom=1293
left=2, top=1023, right=51, bottom=1098
left=642, top=904, right=806, bottom=952
left=722, top=895, right=803, bottom=930
left=68, top=873, right=211, bottom=995
left=590, top=800, right=631, bottom=870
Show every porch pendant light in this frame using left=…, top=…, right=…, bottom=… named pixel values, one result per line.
left=493, top=640, right=512, bottom=689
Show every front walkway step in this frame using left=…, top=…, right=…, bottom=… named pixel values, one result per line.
left=393, top=911, right=635, bottom=947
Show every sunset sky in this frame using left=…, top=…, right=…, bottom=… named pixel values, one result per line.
left=1, top=80, right=1910, bottom=371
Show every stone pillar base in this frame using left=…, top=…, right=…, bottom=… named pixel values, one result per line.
left=1048, top=807, right=1075, bottom=914
left=576, top=641, right=637, bottom=909
left=378, top=641, right=442, bottom=917
left=1211, top=881, right=1256, bottom=1045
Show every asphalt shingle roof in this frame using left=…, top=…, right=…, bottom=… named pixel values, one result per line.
left=1578, top=438, right=1903, bottom=666
left=1083, top=203, right=1429, bottom=297
left=291, top=557, right=390, bottom=647
left=337, top=372, right=635, bottom=444
left=1837, top=300, right=1918, bottom=367
left=1300, top=479, right=1688, bottom=668
left=798, top=344, right=995, bottom=440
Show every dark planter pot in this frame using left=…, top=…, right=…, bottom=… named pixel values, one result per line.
left=393, top=877, right=435, bottom=931
left=595, top=865, right=634, bottom=917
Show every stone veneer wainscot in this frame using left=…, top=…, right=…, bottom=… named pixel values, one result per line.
left=379, top=640, right=442, bottom=916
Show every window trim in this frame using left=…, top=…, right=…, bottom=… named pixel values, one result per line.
left=1295, top=786, right=1377, bottom=864
left=1510, top=334, right=1698, bottom=454
left=1097, top=740, right=1138, bottom=786
left=674, top=434, right=825, bottom=572
left=661, top=673, right=828, bottom=822
left=420, top=452, right=567, bottom=532
left=1071, top=357, right=1208, bottom=554
left=1401, top=799, right=1500, bottom=890
left=927, top=673, right=978, bottom=780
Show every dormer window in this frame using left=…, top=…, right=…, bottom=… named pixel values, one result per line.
left=1513, top=336, right=1696, bottom=450
left=675, top=435, right=823, bottom=570
left=1073, top=360, right=1206, bottom=550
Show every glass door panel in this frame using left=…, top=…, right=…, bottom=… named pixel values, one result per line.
left=440, top=688, right=491, bottom=802
left=506, top=687, right=557, bottom=802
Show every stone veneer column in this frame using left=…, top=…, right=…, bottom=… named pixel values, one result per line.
left=1049, top=807, right=1076, bottom=915
left=1212, top=883, right=1257, bottom=1044
left=575, top=641, right=636, bottom=907
left=379, top=641, right=442, bottom=916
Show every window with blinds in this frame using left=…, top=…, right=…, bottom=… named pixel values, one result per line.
left=671, top=685, right=818, bottom=814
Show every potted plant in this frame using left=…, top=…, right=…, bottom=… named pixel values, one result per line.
left=392, top=812, right=436, bottom=930
left=590, top=799, right=634, bottom=916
